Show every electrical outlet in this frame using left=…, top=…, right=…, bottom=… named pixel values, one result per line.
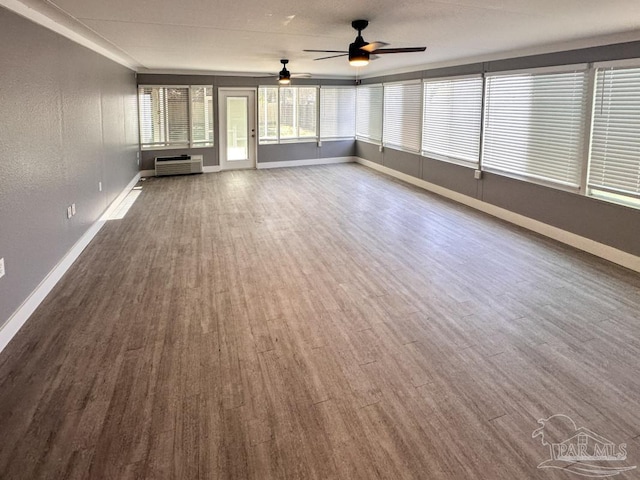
left=71, top=203, right=76, bottom=216
left=99, top=181, right=102, bottom=192
left=474, top=170, right=483, bottom=180
left=379, top=145, right=384, bottom=153
left=318, top=140, right=322, bottom=148
left=67, top=206, right=72, bottom=219
left=0, top=258, right=5, bottom=279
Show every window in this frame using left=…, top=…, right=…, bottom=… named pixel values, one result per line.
left=258, top=86, right=318, bottom=143
left=138, top=85, right=213, bottom=149
left=356, top=85, right=383, bottom=143
left=422, top=76, right=483, bottom=166
left=383, top=81, right=422, bottom=153
left=320, top=87, right=356, bottom=139
left=190, top=86, right=214, bottom=147
left=588, top=66, right=640, bottom=208
left=258, top=87, right=279, bottom=143
left=483, top=69, right=588, bottom=188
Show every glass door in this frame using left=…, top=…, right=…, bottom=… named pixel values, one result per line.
left=219, top=89, right=256, bottom=170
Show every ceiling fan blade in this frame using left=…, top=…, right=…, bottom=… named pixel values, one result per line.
left=290, top=73, right=312, bottom=78
left=370, top=47, right=427, bottom=54
left=303, top=49, right=348, bottom=53
left=360, top=41, right=389, bottom=53
left=313, top=53, right=349, bottom=61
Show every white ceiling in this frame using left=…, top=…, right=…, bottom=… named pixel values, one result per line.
left=4, top=0, right=640, bottom=78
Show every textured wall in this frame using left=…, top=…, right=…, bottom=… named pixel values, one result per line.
left=0, top=7, right=138, bottom=328
left=257, top=140, right=355, bottom=164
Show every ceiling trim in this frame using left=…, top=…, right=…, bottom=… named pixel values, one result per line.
left=137, top=67, right=354, bottom=80
left=359, top=29, right=640, bottom=79
left=0, top=0, right=141, bottom=70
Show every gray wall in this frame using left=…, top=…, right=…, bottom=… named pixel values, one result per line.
left=258, top=140, right=355, bottom=164
left=136, top=74, right=355, bottom=168
left=0, top=7, right=139, bottom=328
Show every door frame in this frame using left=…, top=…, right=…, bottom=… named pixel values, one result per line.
left=218, top=87, right=257, bottom=170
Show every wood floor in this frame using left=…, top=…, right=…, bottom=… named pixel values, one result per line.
left=1, top=164, right=640, bottom=479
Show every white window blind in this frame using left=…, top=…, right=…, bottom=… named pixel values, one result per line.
left=383, top=81, right=422, bottom=153
left=191, top=86, right=214, bottom=147
left=483, top=70, right=588, bottom=188
left=356, top=85, right=383, bottom=143
left=422, top=76, right=483, bottom=166
left=320, top=87, right=356, bottom=139
left=589, top=66, right=640, bottom=202
left=166, top=88, right=189, bottom=145
left=258, top=87, right=279, bottom=143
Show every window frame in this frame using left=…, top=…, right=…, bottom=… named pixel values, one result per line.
left=421, top=74, right=483, bottom=167
left=382, top=79, right=423, bottom=154
left=481, top=64, right=590, bottom=192
left=356, top=83, right=384, bottom=145
left=319, top=86, right=357, bottom=141
left=258, top=85, right=319, bottom=144
left=138, top=84, right=214, bottom=150
left=585, top=60, right=640, bottom=209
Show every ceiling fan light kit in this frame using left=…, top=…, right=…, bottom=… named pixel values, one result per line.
left=278, top=59, right=291, bottom=84
left=348, top=19, right=370, bottom=66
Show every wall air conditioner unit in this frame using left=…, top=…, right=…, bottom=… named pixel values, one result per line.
left=155, top=154, right=203, bottom=176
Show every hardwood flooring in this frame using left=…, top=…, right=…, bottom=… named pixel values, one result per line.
left=1, top=164, right=640, bottom=479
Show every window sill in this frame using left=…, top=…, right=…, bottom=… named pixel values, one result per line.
left=421, top=151, right=478, bottom=169
left=141, top=144, right=214, bottom=151
left=355, top=137, right=381, bottom=146
left=482, top=167, right=580, bottom=194
left=259, top=139, right=319, bottom=145
left=588, top=189, right=640, bottom=211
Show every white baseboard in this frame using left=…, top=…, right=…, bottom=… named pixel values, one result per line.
left=0, top=173, right=142, bottom=354
left=355, top=157, right=640, bottom=273
left=256, top=156, right=355, bottom=170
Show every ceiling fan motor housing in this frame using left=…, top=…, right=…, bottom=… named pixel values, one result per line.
left=279, top=59, right=291, bottom=82
left=349, top=34, right=369, bottom=64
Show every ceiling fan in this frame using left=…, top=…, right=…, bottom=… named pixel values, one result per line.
left=265, top=59, right=312, bottom=85
left=304, top=20, right=426, bottom=67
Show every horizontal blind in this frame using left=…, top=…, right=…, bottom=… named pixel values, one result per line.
left=483, top=70, right=588, bottom=187
left=320, top=87, right=356, bottom=139
left=258, top=87, right=279, bottom=143
left=589, top=67, right=640, bottom=199
left=279, top=87, right=296, bottom=139
left=139, top=87, right=166, bottom=147
left=297, top=87, right=318, bottom=138
left=383, top=81, right=422, bottom=153
left=422, top=76, right=482, bottom=165
left=191, top=86, right=214, bottom=146
left=166, top=87, right=189, bottom=145
left=356, top=85, right=383, bottom=142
